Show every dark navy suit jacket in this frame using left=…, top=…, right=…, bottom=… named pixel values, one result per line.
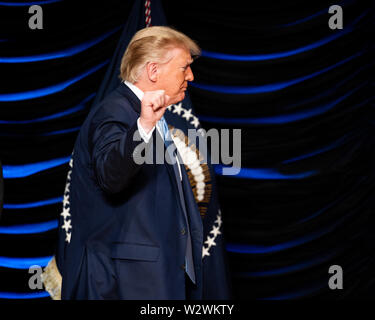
left=57, top=84, right=203, bottom=299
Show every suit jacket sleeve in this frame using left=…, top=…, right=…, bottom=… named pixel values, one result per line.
left=89, top=101, right=146, bottom=194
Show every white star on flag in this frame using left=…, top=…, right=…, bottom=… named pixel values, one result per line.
left=190, top=116, right=200, bottom=128
left=204, top=235, right=217, bottom=247
left=63, top=194, right=70, bottom=203
left=65, top=232, right=71, bottom=243
left=215, top=215, right=222, bottom=226
left=202, top=246, right=210, bottom=258
left=172, top=102, right=183, bottom=115
left=60, top=207, right=71, bottom=219
left=210, top=225, right=222, bottom=238
left=61, top=219, right=72, bottom=232
left=182, top=108, right=193, bottom=121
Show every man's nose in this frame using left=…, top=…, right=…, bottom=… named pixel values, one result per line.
left=185, top=67, right=194, bottom=82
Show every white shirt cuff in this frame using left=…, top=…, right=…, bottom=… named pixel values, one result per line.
left=137, top=118, right=155, bottom=143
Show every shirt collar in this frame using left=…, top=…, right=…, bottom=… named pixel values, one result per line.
left=124, top=80, right=144, bottom=101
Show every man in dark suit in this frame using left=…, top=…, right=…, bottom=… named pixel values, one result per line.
left=56, top=26, right=204, bottom=299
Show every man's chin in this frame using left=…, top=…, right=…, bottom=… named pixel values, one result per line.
left=169, top=93, right=185, bottom=106
left=178, top=92, right=186, bottom=102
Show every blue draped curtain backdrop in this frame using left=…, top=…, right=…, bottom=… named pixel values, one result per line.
left=0, top=0, right=374, bottom=299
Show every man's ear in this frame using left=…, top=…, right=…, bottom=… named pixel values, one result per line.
left=146, top=62, right=158, bottom=82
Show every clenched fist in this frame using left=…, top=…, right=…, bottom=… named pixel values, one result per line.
left=139, top=90, right=170, bottom=133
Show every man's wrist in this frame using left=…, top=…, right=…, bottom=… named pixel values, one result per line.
left=139, top=118, right=156, bottom=134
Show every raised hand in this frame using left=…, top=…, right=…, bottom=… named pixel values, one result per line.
left=139, top=90, right=170, bottom=133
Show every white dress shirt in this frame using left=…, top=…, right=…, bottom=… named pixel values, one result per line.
left=124, top=81, right=182, bottom=180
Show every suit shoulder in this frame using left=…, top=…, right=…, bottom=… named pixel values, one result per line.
left=91, top=90, right=136, bottom=122
left=74, top=86, right=139, bottom=154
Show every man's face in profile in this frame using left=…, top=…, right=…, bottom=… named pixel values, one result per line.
left=157, top=47, right=194, bottom=105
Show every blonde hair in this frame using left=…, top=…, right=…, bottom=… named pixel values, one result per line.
left=120, top=26, right=201, bottom=83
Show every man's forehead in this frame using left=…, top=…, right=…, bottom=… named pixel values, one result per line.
left=168, top=47, right=192, bottom=63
